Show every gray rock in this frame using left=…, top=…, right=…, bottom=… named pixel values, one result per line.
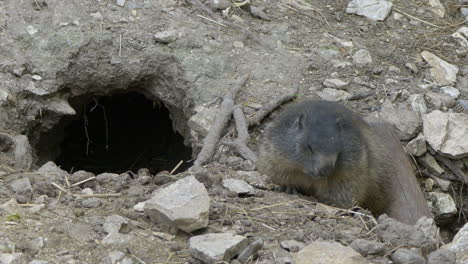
left=206, top=0, right=232, bottom=10
left=427, top=248, right=456, bottom=264
left=154, top=30, right=179, bottom=44
left=103, top=215, right=130, bottom=234
left=189, top=233, right=248, bottom=264
left=425, top=178, right=435, bottom=191
left=101, top=232, right=134, bottom=245
left=408, top=94, right=428, bottom=114
left=0, top=239, right=15, bottom=254
left=317, top=88, right=351, bottom=101
left=10, top=177, right=32, bottom=194
left=221, top=179, right=255, bottom=196
left=425, top=92, right=456, bottom=109
left=406, top=62, right=419, bottom=73
left=0, top=253, right=26, bottom=264
left=349, top=239, right=386, bottom=256
left=294, top=241, right=366, bottom=264
left=375, top=101, right=421, bottom=140
left=116, top=0, right=126, bottom=7
left=429, top=0, right=446, bottom=18
left=440, top=87, right=460, bottom=98
left=459, top=99, right=468, bottom=112
left=12, top=135, right=33, bottom=170
left=346, top=0, right=393, bottom=21
left=419, top=154, right=444, bottom=175
left=269, top=248, right=293, bottom=264
left=462, top=8, right=468, bottom=17
left=391, top=248, right=426, bottom=264
left=352, top=49, right=373, bottom=64
left=323, top=78, right=348, bottom=89
left=0, top=88, right=9, bottom=105
left=101, top=251, right=133, bottom=264
left=377, top=215, right=438, bottom=252
left=30, top=261, right=50, bottom=264
left=433, top=177, right=451, bottom=192
left=406, top=133, right=427, bottom=157
left=428, top=192, right=457, bottom=219
left=421, top=51, right=459, bottom=86
left=44, top=98, right=76, bottom=115
left=280, top=240, right=305, bottom=252
left=237, top=238, right=264, bottom=264
left=38, top=161, right=69, bottom=179
left=423, top=111, right=468, bottom=158
left=81, top=197, right=102, bottom=208
left=443, top=222, right=468, bottom=264
left=188, top=104, right=218, bottom=137
left=143, top=176, right=210, bottom=232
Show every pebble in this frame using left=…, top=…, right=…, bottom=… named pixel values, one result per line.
left=295, top=241, right=366, bottom=264
left=427, top=248, right=456, bottom=264
left=352, top=49, right=373, bottom=64
left=237, top=238, right=263, bottom=263
left=350, top=239, right=386, bottom=256
left=280, top=240, right=305, bottom=252
left=189, top=233, right=248, bottom=264
left=222, top=179, right=255, bottom=196
left=421, top=51, right=459, bottom=86
left=81, top=198, right=102, bottom=208
left=440, top=86, right=460, bottom=98
left=391, top=248, right=426, bottom=264
left=405, top=133, right=427, bottom=157
left=317, top=88, right=351, bottom=101
left=419, top=154, right=444, bottom=175
left=427, top=192, right=458, bottom=219
left=323, top=78, right=348, bottom=89
left=346, top=0, right=393, bottom=21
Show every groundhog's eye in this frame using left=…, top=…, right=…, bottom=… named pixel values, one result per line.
left=307, top=145, right=314, bottom=153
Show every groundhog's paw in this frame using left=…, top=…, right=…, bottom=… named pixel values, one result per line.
left=279, top=185, right=298, bottom=194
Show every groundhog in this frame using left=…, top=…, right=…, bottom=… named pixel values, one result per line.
left=257, top=100, right=432, bottom=225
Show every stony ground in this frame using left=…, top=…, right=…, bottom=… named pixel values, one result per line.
left=0, top=0, right=468, bottom=263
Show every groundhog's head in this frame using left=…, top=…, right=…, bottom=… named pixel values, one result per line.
left=269, top=100, right=364, bottom=180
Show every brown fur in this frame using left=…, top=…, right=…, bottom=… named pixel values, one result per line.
left=257, top=100, right=432, bottom=224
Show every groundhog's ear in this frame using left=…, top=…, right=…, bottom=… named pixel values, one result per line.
left=296, top=113, right=305, bottom=130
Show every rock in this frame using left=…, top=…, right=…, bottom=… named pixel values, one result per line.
left=280, top=240, right=306, bottom=252
left=376, top=215, right=438, bottom=252
left=103, top=215, right=130, bottom=234
left=444, top=222, right=468, bottom=264
left=30, top=261, right=50, bottom=264
left=0, top=253, right=26, bottom=264
left=425, top=92, right=456, bottom=109
left=44, top=98, right=76, bottom=115
left=375, top=101, right=421, bottom=140
left=237, top=238, right=264, bottom=264
left=294, top=241, right=366, bottom=264
left=10, top=177, right=32, bottom=194
left=323, top=78, right=348, bottom=89
left=226, top=156, right=243, bottom=169
left=391, top=248, right=426, bottom=264
left=419, top=154, right=444, bottom=175
left=31, top=75, right=42, bottom=81
left=429, top=0, right=446, bottom=18
left=317, top=88, right=351, bottom=101
left=427, top=192, right=457, bottom=219
left=427, top=248, right=456, bottom=264
left=189, top=233, right=248, bottom=264
left=143, top=176, right=210, bottom=232
left=221, top=179, right=255, bottom=196
left=440, top=87, right=460, bottom=98
left=116, top=0, right=126, bottom=7
left=188, top=104, right=218, bottom=137
left=12, top=135, right=33, bottom=170
left=406, top=62, right=419, bottom=73
left=425, top=178, right=434, bottom=191
left=408, top=94, right=428, bottom=114
left=346, top=0, right=393, bottom=21
left=0, top=239, right=15, bottom=254
left=405, top=133, right=427, bottom=157
left=352, top=49, right=373, bottom=64
left=462, top=8, right=468, bottom=17
left=421, top=51, right=459, bottom=86
left=433, top=177, right=451, bottom=192
left=206, top=0, right=232, bottom=10
left=154, top=30, right=179, bottom=44
left=423, top=111, right=468, bottom=158
left=349, top=239, right=386, bottom=256
left=38, top=161, right=69, bottom=179
left=0, top=88, right=9, bottom=105
left=68, top=223, right=99, bottom=243
left=81, top=198, right=102, bottom=208
left=101, top=251, right=133, bottom=264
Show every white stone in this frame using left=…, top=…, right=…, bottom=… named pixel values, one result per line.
left=26, top=25, right=38, bottom=35
left=346, top=0, right=393, bottom=21
left=116, top=0, right=126, bottom=7
left=419, top=154, right=444, bottom=175
left=44, top=98, right=76, bottom=115
left=189, top=233, right=248, bottom=264
left=353, top=49, right=373, bottom=64
left=0, top=88, right=9, bottom=105
left=444, top=222, right=468, bottom=264
left=374, top=101, right=421, bottom=140
left=154, top=30, right=178, bottom=44
left=31, top=75, right=42, bottom=81
left=317, top=88, right=351, bottom=101
left=423, top=111, right=468, bottom=158
left=323, top=78, right=348, bottom=89
left=188, top=105, right=218, bottom=137
left=294, top=241, right=366, bottom=264
left=0, top=253, right=26, bottom=264
left=408, top=94, right=428, bottom=114
left=429, top=0, right=446, bottom=18
left=428, top=192, right=457, bottom=218
left=421, top=51, right=459, bottom=86
left=425, top=91, right=456, bottom=109
left=440, top=86, right=460, bottom=98
left=143, top=176, right=210, bottom=232
left=222, top=179, right=255, bottom=196
left=405, top=133, right=427, bottom=157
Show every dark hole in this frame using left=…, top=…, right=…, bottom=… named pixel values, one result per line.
left=55, top=92, right=192, bottom=175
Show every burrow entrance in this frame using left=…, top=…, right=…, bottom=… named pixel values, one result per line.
left=44, top=92, right=192, bottom=175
